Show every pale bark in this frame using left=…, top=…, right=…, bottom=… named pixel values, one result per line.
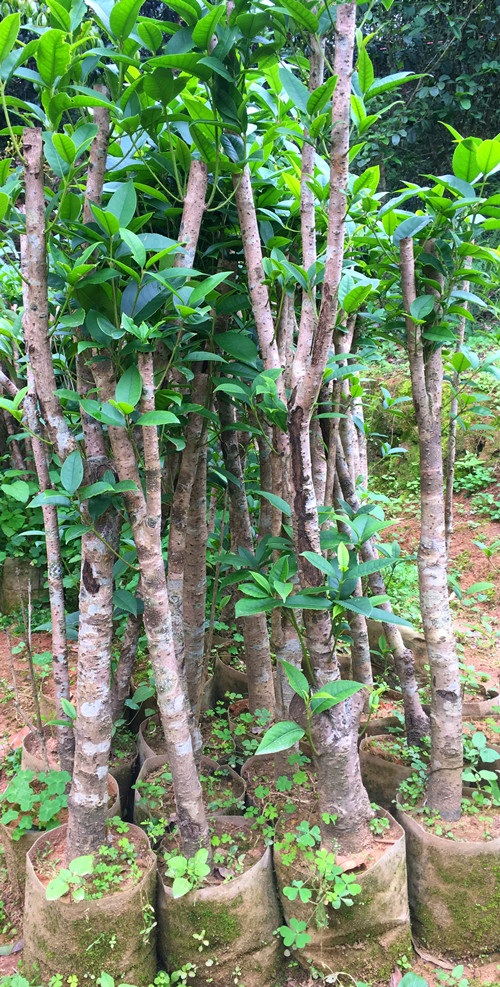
left=183, top=443, right=208, bottom=721
left=167, top=374, right=208, bottom=693
left=400, top=236, right=462, bottom=818
left=257, top=425, right=273, bottom=541
left=217, top=396, right=275, bottom=714
left=22, top=128, right=75, bottom=462
left=174, top=160, right=208, bottom=269
left=83, top=87, right=110, bottom=224
left=110, top=612, right=143, bottom=724
left=20, top=191, right=74, bottom=773
left=66, top=507, right=120, bottom=857
left=236, top=2, right=372, bottom=852
left=92, top=357, right=211, bottom=856
left=444, top=263, right=471, bottom=555
left=23, top=367, right=75, bottom=772
left=336, top=436, right=429, bottom=745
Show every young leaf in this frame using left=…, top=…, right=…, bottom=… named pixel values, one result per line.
left=61, top=698, right=77, bottom=721
left=358, top=47, right=374, bottom=94
left=279, top=0, right=319, bottom=32
left=192, top=2, right=225, bottom=50
left=61, top=450, right=84, bottom=495
left=69, top=854, right=94, bottom=876
left=255, top=721, right=305, bottom=756
left=0, top=12, right=20, bottom=65
left=36, top=29, right=70, bottom=86
left=279, top=659, right=309, bottom=700
left=115, top=366, right=142, bottom=411
left=136, top=411, right=180, bottom=426
left=46, top=876, right=70, bottom=901
left=310, top=680, right=365, bottom=715
left=109, top=0, right=143, bottom=41
left=172, top=876, right=192, bottom=898
left=476, top=139, right=500, bottom=177
left=119, top=228, right=146, bottom=268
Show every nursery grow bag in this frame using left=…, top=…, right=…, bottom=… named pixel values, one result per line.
left=22, top=822, right=156, bottom=985
left=396, top=799, right=500, bottom=959
left=133, top=754, right=245, bottom=827
left=157, top=815, right=282, bottom=986
left=213, top=656, right=248, bottom=703
left=137, top=714, right=167, bottom=767
left=274, top=808, right=411, bottom=982
left=361, top=715, right=401, bottom=738
left=21, top=725, right=58, bottom=772
left=109, top=737, right=138, bottom=808
left=0, top=774, right=121, bottom=901
left=359, top=736, right=413, bottom=810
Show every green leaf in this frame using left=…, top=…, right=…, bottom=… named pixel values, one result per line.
left=115, top=366, right=142, bottom=411
left=453, top=138, right=481, bottom=183
left=36, top=29, right=70, bottom=86
left=137, top=21, right=162, bottom=53
left=278, top=66, right=309, bottom=114
left=307, top=75, right=337, bottom=116
left=46, top=876, right=70, bottom=901
left=337, top=542, right=349, bottom=572
left=110, top=0, right=142, bottom=41
left=255, top=721, right=305, bottom=756
left=192, top=2, right=225, bottom=50
left=107, top=182, right=136, bottom=227
left=119, top=228, right=146, bottom=268
left=235, top=596, right=279, bottom=617
left=113, top=589, right=138, bottom=616
left=189, top=272, right=231, bottom=307
left=369, top=607, right=412, bottom=627
left=1, top=479, right=30, bottom=503
left=279, top=0, right=318, bottom=32
left=476, top=140, right=500, bottom=177
left=366, top=72, right=422, bottom=100
left=61, top=450, right=84, bottom=495
left=342, top=284, right=372, bottom=314
left=69, top=854, right=94, bottom=876
left=279, top=659, right=309, bottom=700
left=301, top=550, right=336, bottom=578
left=399, top=976, right=429, bottom=987
left=255, top=490, right=291, bottom=517
left=410, top=295, right=435, bottom=320
left=52, top=132, right=76, bottom=165
left=358, top=47, right=374, bottom=94
left=393, top=215, right=431, bottom=245
left=47, top=0, right=71, bottom=31
left=172, top=876, right=192, bottom=898
left=136, top=411, right=180, bottom=426
left=61, top=697, right=76, bottom=720
left=0, top=13, right=20, bottom=65
left=215, top=330, right=258, bottom=364
left=310, top=680, right=365, bottom=715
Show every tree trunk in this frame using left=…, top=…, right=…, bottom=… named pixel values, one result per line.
left=110, top=612, right=143, bottom=723
left=335, top=436, right=429, bottom=745
left=400, top=236, right=462, bottom=819
left=66, top=507, right=120, bottom=857
left=444, top=264, right=470, bottom=555
left=92, top=357, right=211, bottom=857
left=218, top=396, right=275, bottom=715
left=22, top=128, right=75, bottom=462
left=183, top=443, right=208, bottom=725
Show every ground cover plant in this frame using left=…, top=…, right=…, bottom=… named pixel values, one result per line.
left=1, top=0, right=500, bottom=985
